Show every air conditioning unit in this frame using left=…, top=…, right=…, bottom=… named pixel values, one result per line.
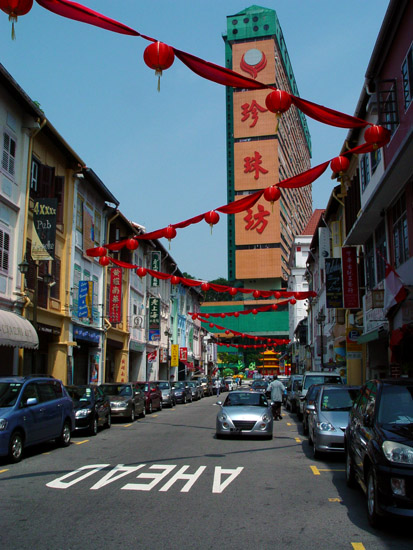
left=132, top=315, right=143, bottom=328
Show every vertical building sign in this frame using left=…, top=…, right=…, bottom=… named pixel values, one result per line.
left=78, top=281, right=93, bottom=319
left=32, top=198, right=58, bottom=260
left=342, top=247, right=360, bottom=309
left=109, top=267, right=122, bottom=324
left=180, top=347, right=188, bottom=362
left=151, top=252, right=161, bottom=287
left=325, top=258, right=343, bottom=308
left=149, top=297, right=160, bottom=342
left=171, top=344, right=179, bottom=367
left=318, top=227, right=330, bottom=271
left=83, top=203, right=95, bottom=254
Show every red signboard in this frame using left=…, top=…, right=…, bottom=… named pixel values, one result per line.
left=109, top=267, right=122, bottom=324
left=179, top=347, right=188, bottom=362
left=342, top=247, right=360, bottom=309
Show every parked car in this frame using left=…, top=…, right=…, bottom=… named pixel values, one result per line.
left=187, top=381, right=203, bottom=401
left=297, top=372, right=343, bottom=419
left=135, top=381, right=163, bottom=413
left=100, top=383, right=145, bottom=421
left=66, top=384, right=111, bottom=435
left=172, top=381, right=193, bottom=404
left=155, top=380, right=176, bottom=408
left=199, top=377, right=213, bottom=396
left=216, top=390, right=273, bottom=439
left=302, top=384, right=322, bottom=435
left=278, top=376, right=290, bottom=405
left=345, top=378, right=413, bottom=527
left=285, top=375, right=303, bottom=413
left=250, top=379, right=268, bottom=393
left=308, top=384, right=360, bottom=458
left=0, top=375, right=75, bottom=463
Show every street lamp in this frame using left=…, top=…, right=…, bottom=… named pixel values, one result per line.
left=316, top=311, right=326, bottom=369
left=164, top=328, right=172, bottom=381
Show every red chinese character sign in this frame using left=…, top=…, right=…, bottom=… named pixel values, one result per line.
left=179, top=347, right=188, bottom=362
left=109, top=267, right=122, bottom=324
left=342, top=247, right=360, bottom=309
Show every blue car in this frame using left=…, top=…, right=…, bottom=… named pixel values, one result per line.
left=0, top=375, right=75, bottom=463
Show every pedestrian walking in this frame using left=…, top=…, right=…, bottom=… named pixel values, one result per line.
left=214, top=378, right=221, bottom=396
left=266, top=374, right=285, bottom=420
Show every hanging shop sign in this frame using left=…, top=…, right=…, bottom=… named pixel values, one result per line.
left=149, top=297, right=160, bottom=341
left=171, top=344, right=179, bottom=367
left=109, top=267, right=122, bottom=324
left=31, top=197, right=57, bottom=260
left=318, top=227, right=330, bottom=271
left=147, top=350, right=157, bottom=363
left=342, top=247, right=360, bottom=309
left=78, top=280, right=94, bottom=319
left=325, top=258, right=343, bottom=308
left=83, top=203, right=95, bottom=256
left=180, top=347, right=188, bottom=362
left=150, top=252, right=161, bottom=287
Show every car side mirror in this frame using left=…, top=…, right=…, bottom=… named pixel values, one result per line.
left=217, top=401, right=222, bottom=406
left=26, top=397, right=38, bottom=406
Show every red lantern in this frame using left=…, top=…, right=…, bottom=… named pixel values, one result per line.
left=192, top=314, right=198, bottom=320
left=0, top=0, right=33, bottom=39
left=271, top=304, right=278, bottom=311
left=204, top=313, right=210, bottom=319
left=274, top=291, right=281, bottom=299
left=252, top=309, right=258, bottom=315
left=265, top=90, right=292, bottom=131
left=330, top=155, right=350, bottom=175
left=201, top=282, right=210, bottom=292
left=171, top=275, right=180, bottom=285
left=263, top=185, right=281, bottom=207
left=125, top=238, right=139, bottom=250
left=253, top=290, right=261, bottom=299
left=364, top=125, right=389, bottom=149
left=94, top=246, right=107, bottom=257
left=136, top=267, right=147, bottom=278
left=143, top=41, right=175, bottom=91
left=163, top=225, right=177, bottom=249
left=99, top=256, right=110, bottom=266
left=209, top=323, right=214, bottom=328
left=226, top=344, right=230, bottom=348
left=290, top=298, right=297, bottom=305
left=234, top=312, right=239, bottom=318
left=229, top=287, right=238, bottom=296
left=204, top=210, right=220, bottom=234
left=220, top=313, right=226, bottom=318
left=225, top=330, right=230, bottom=335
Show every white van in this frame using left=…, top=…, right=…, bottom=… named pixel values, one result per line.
left=297, top=371, right=343, bottom=419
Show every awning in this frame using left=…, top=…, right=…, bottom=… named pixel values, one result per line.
left=357, top=327, right=387, bottom=344
left=0, top=310, right=38, bottom=349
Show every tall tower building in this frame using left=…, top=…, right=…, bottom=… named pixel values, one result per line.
left=224, top=5, right=312, bottom=289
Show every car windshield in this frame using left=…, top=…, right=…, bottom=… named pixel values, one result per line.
left=66, top=386, right=93, bottom=404
left=320, top=388, right=360, bottom=411
left=378, top=384, right=413, bottom=425
left=157, top=382, right=170, bottom=389
left=187, top=382, right=196, bottom=387
left=304, top=376, right=342, bottom=389
left=101, top=384, right=132, bottom=397
left=137, top=383, right=149, bottom=392
left=224, top=392, right=269, bottom=407
left=173, top=382, right=185, bottom=389
left=0, top=382, right=23, bottom=407
left=252, top=381, right=267, bottom=389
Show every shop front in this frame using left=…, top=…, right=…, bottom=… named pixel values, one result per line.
left=72, top=325, right=101, bottom=385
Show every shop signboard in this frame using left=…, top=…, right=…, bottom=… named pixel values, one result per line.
left=171, top=344, right=179, bottom=367
left=109, top=268, right=122, bottom=324
left=325, top=258, right=343, bottom=308
left=32, top=197, right=57, bottom=260
left=342, top=247, right=360, bottom=309
left=150, top=252, right=161, bottom=287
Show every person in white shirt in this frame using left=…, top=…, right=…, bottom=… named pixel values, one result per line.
left=266, top=375, right=285, bottom=420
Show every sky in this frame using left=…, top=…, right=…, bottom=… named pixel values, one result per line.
left=0, top=0, right=390, bottom=281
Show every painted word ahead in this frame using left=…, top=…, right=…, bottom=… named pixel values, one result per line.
left=47, top=464, right=244, bottom=494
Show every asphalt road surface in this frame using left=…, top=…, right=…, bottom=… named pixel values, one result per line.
left=1, top=392, right=412, bottom=550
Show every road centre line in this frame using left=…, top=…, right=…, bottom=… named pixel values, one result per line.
left=351, top=544, right=366, bottom=550
left=295, top=437, right=302, bottom=443
left=0, top=469, right=9, bottom=474
left=328, top=498, right=342, bottom=502
left=74, top=440, right=89, bottom=445
left=310, top=465, right=346, bottom=475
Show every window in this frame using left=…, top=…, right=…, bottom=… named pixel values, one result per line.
left=0, top=228, right=10, bottom=274
left=37, top=381, right=58, bottom=402
left=94, top=211, right=102, bottom=246
left=29, top=161, right=65, bottom=225
left=76, top=194, right=84, bottom=232
left=392, top=195, right=409, bottom=268
left=2, top=132, right=16, bottom=176
left=383, top=85, right=398, bottom=132
left=360, top=154, right=370, bottom=191
left=401, top=44, right=413, bottom=110
left=370, top=148, right=381, bottom=175
left=50, top=257, right=61, bottom=300
left=375, top=221, right=387, bottom=283
left=365, top=237, right=375, bottom=289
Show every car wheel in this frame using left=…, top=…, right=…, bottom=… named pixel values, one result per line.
left=183, top=396, right=186, bottom=404
left=148, top=401, right=153, bottom=414
left=308, top=428, right=313, bottom=446
left=89, top=415, right=98, bottom=436
left=367, top=468, right=381, bottom=527
left=158, top=400, right=162, bottom=411
left=303, top=416, right=308, bottom=435
left=8, top=431, right=23, bottom=463
left=345, top=446, right=356, bottom=488
left=105, top=412, right=111, bottom=429
left=190, top=394, right=193, bottom=403
left=140, top=405, right=146, bottom=418
left=130, top=407, right=136, bottom=422
left=58, top=421, right=71, bottom=447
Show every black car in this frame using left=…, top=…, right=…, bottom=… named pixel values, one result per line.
left=100, top=383, right=145, bottom=421
left=172, top=381, right=193, bottom=404
left=345, top=378, right=413, bottom=527
left=66, top=385, right=111, bottom=435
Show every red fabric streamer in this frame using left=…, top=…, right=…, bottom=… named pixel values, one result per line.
left=278, top=161, right=330, bottom=189
left=291, top=95, right=368, bottom=129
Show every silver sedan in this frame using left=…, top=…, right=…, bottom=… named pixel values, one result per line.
left=216, top=391, right=273, bottom=439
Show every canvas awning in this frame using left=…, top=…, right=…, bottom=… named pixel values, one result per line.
left=0, top=310, right=39, bottom=349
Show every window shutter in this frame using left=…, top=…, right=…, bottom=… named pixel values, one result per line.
left=38, top=164, right=55, bottom=197
left=51, top=257, right=61, bottom=300
left=0, top=230, right=10, bottom=272
left=54, top=176, right=64, bottom=225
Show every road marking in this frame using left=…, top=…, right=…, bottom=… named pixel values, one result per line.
left=0, top=469, right=9, bottom=474
left=123, top=423, right=133, bottom=427
left=351, top=544, right=365, bottom=550
left=295, top=437, right=302, bottom=443
left=287, top=422, right=292, bottom=426
left=74, top=440, right=89, bottom=445
left=328, top=498, right=342, bottom=502
left=310, top=465, right=345, bottom=475
left=152, top=414, right=158, bottom=417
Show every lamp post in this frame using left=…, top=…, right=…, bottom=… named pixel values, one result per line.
left=18, top=257, right=53, bottom=371
left=164, top=328, right=172, bottom=381
left=316, top=311, right=326, bottom=370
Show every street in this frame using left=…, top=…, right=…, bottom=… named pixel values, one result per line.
left=1, top=393, right=412, bottom=550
